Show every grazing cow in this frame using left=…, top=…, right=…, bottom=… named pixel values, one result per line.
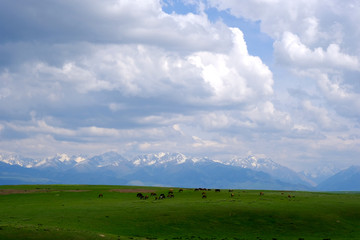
left=215, top=189, right=221, bottom=192
left=159, top=193, right=166, bottom=199
left=98, top=193, right=103, bottom=198
left=202, top=194, right=207, bottom=199
left=144, top=195, right=149, bottom=200
left=230, top=193, right=235, bottom=197
left=137, top=193, right=144, bottom=199
left=179, top=189, right=184, bottom=193
left=150, top=192, right=157, bottom=196
left=229, top=189, right=234, bottom=192
left=259, top=192, right=264, bottom=196
left=167, top=194, right=175, bottom=198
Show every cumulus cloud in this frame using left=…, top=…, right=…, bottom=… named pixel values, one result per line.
left=301, top=100, right=332, bottom=128
left=189, top=28, right=273, bottom=104
left=207, top=0, right=360, bottom=168
left=0, top=26, right=274, bottom=108
left=1, top=0, right=360, bottom=170
left=0, top=0, right=232, bottom=53
left=209, top=0, right=360, bottom=70
left=316, top=73, right=360, bottom=117
left=275, top=32, right=360, bottom=71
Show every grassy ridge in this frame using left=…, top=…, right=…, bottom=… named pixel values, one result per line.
left=0, top=185, right=359, bottom=240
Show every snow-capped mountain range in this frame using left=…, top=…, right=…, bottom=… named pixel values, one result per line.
left=1, top=151, right=358, bottom=190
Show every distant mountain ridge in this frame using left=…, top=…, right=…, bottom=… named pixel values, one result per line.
left=226, top=155, right=315, bottom=187
left=0, top=152, right=358, bottom=191
left=317, top=166, right=360, bottom=191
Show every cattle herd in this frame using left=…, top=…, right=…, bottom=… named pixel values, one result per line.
left=132, top=188, right=296, bottom=200
left=97, top=189, right=297, bottom=200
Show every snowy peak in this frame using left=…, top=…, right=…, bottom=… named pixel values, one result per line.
left=317, top=165, right=360, bottom=191
left=1, top=151, right=355, bottom=190
left=226, top=155, right=312, bottom=188
left=300, top=165, right=340, bottom=185
left=227, top=155, right=281, bottom=170
left=82, top=151, right=128, bottom=168
left=34, top=153, right=82, bottom=168
left=0, top=153, right=38, bottom=168
left=132, top=152, right=189, bottom=166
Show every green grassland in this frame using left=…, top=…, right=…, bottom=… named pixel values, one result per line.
left=0, top=185, right=359, bottom=240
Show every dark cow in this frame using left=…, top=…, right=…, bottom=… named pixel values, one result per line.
left=230, top=193, right=235, bottom=197
left=178, top=189, right=184, bottom=193
left=215, top=189, right=221, bottom=192
left=229, top=189, right=234, bottom=192
left=98, top=193, right=103, bottom=198
left=159, top=193, right=166, bottom=199
left=259, top=192, right=264, bottom=196
left=151, top=192, right=157, bottom=196
left=137, top=193, right=144, bottom=199
left=202, top=194, right=207, bottom=199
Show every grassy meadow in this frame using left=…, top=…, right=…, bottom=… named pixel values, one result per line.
left=0, top=185, right=359, bottom=240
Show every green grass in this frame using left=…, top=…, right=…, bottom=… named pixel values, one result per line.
left=0, top=185, right=359, bottom=239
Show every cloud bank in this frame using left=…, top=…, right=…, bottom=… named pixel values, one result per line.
left=0, top=0, right=359, bottom=171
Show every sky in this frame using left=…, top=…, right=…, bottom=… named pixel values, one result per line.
left=0, top=0, right=359, bottom=171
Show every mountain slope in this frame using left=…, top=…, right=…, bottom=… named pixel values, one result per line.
left=0, top=152, right=319, bottom=190
left=299, top=165, right=340, bottom=185
left=122, top=159, right=303, bottom=189
left=0, top=153, right=40, bottom=168
left=317, top=166, right=360, bottom=191
left=227, top=155, right=313, bottom=188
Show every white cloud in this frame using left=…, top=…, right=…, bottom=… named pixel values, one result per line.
left=188, top=28, right=273, bottom=104
left=1, top=0, right=360, bottom=170
left=302, top=100, right=332, bottom=128
left=209, top=0, right=319, bottom=39
left=209, top=0, right=360, bottom=72
left=0, top=88, right=10, bottom=99
left=0, top=0, right=233, bottom=52
left=6, top=120, right=75, bottom=137
left=275, top=32, right=360, bottom=71
left=191, top=135, right=224, bottom=149
left=317, top=73, right=360, bottom=117
left=3, top=26, right=273, bottom=108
